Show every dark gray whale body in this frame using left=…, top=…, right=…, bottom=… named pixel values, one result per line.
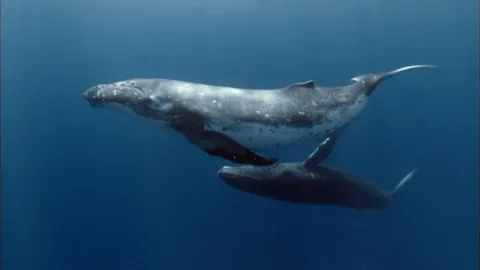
left=83, top=65, right=437, bottom=166
left=217, top=130, right=416, bottom=211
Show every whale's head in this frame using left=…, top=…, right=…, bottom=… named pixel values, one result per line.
left=82, top=79, right=180, bottom=127
left=217, top=165, right=267, bottom=184
left=82, top=80, right=156, bottom=119
left=217, top=163, right=305, bottom=192
left=83, top=80, right=146, bottom=107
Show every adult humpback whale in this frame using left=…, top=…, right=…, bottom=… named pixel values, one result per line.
left=83, top=64, right=437, bottom=166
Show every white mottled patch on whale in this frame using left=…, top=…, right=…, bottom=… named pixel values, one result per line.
left=206, top=96, right=369, bottom=149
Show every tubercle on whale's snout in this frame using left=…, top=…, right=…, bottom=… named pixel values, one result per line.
left=83, top=86, right=103, bottom=105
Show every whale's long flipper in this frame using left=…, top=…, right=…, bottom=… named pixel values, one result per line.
left=389, top=168, right=417, bottom=196
left=383, top=65, right=439, bottom=79
left=170, top=115, right=278, bottom=166
left=184, top=130, right=279, bottom=166
left=352, top=65, right=439, bottom=83
left=351, top=64, right=439, bottom=96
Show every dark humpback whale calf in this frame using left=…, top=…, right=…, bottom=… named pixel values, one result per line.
left=82, top=64, right=437, bottom=166
left=217, top=131, right=416, bottom=211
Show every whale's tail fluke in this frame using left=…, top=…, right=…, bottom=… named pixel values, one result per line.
left=351, top=64, right=439, bottom=96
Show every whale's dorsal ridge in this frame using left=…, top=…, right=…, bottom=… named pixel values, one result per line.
left=285, top=80, right=316, bottom=90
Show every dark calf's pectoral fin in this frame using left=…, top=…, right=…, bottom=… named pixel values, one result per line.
left=185, top=130, right=278, bottom=166
left=303, top=126, right=347, bottom=168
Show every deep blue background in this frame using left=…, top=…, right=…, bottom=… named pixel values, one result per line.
left=2, top=0, right=478, bottom=269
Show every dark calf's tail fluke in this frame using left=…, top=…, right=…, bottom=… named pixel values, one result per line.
left=389, top=168, right=417, bottom=197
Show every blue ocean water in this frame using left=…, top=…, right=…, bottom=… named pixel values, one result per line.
left=1, top=0, right=478, bottom=269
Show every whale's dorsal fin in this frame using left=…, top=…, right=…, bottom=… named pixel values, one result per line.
left=285, top=80, right=316, bottom=90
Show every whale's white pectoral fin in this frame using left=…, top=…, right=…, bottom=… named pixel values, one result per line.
left=388, top=65, right=439, bottom=75
left=352, top=64, right=439, bottom=82
left=285, top=80, right=316, bottom=90
left=383, top=65, right=439, bottom=79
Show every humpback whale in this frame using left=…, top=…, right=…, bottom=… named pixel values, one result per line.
left=217, top=130, right=416, bottom=211
left=82, top=64, right=437, bottom=166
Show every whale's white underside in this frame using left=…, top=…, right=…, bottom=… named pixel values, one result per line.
left=103, top=96, right=368, bottom=150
